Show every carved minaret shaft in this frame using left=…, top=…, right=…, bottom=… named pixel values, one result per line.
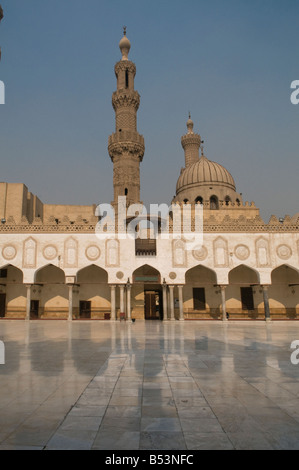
left=108, top=29, right=145, bottom=206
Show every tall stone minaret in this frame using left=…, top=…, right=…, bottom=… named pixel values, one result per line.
left=108, top=28, right=145, bottom=207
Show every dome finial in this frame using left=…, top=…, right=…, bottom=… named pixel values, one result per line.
left=119, top=27, right=131, bottom=60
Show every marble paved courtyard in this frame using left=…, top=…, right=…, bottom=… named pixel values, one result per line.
left=1, top=320, right=299, bottom=450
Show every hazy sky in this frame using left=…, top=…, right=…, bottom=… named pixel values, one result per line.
left=0, top=0, right=298, bottom=221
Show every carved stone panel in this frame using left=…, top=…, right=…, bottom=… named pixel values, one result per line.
left=234, top=244, right=250, bottom=261
left=192, top=245, right=208, bottom=262
left=43, top=245, right=58, bottom=261
left=64, top=237, right=78, bottom=268
left=2, top=245, right=17, bottom=261
left=276, top=244, right=292, bottom=260
left=23, top=237, right=37, bottom=268
left=85, top=245, right=101, bottom=261
left=106, top=239, right=119, bottom=267
left=256, top=237, right=270, bottom=267
left=214, top=237, right=229, bottom=267
left=173, top=240, right=186, bottom=267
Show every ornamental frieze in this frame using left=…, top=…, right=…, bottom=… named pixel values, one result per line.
left=112, top=91, right=140, bottom=111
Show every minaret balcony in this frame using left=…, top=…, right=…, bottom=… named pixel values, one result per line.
left=108, top=131, right=145, bottom=160
left=108, top=130, right=144, bottom=147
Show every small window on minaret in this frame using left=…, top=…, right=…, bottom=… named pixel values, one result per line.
left=125, top=188, right=128, bottom=196
left=125, top=70, right=129, bottom=89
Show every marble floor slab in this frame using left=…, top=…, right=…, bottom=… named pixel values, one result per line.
left=1, top=320, right=299, bottom=449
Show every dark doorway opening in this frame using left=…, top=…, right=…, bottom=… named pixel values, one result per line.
left=241, top=287, right=254, bottom=310
left=193, top=288, right=206, bottom=311
left=30, top=300, right=39, bottom=319
left=80, top=301, right=91, bottom=319
left=144, top=290, right=162, bottom=320
left=0, top=294, right=6, bottom=318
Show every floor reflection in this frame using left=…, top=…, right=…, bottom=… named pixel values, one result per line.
left=0, top=320, right=299, bottom=449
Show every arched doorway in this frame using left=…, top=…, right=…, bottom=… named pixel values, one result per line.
left=34, top=265, right=67, bottom=319
left=0, top=265, right=25, bottom=319
left=270, top=265, right=299, bottom=319
left=185, top=265, right=218, bottom=319
left=227, top=265, right=260, bottom=319
left=132, top=265, right=162, bottom=320
left=76, top=265, right=109, bottom=319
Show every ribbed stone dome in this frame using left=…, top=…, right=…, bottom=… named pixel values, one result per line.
left=176, top=155, right=236, bottom=194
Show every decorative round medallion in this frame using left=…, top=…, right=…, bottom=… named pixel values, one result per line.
left=277, top=244, right=292, bottom=260
left=116, top=271, right=124, bottom=280
left=234, top=244, right=250, bottom=261
left=169, top=272, right=177, bottom=280
left=43, top=245, right=58, bottom=260
left=85, top=245, right=101, bottom=261
left=192, top=245, right=208, bottom=261
left=2, top=245, right=17, bottom=261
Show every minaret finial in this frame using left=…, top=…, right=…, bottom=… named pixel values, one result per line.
left=186, top=113, right=194, bottom=134
left=119, top=27, right=131, bottom=60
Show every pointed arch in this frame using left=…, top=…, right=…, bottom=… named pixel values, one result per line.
left=133, top=264, right=161, bottom=284
left=210, top=195, right=219, bottom=210
left=0, top=264, right=24, bottom=283
left=228, top=264, right=260, bottom=285
left=76, top=264, right=108, bottom=284
left=0, top=264, right=26, bottom=319
left=34, top=264, right=66, bottom=284
left=185, top=265, right=218, bottom=285
left=269, top=264, right=299, bottom=319
left=271, top=264, right=299, bottom=284
left=75, top=264, right=110, bottom=319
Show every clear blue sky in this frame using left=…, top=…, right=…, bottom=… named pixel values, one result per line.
left=0, top=0, right=298, bottom=221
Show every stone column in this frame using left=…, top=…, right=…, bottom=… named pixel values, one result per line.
left=126, top=283, right=132, bottom=321
left=119, top=285, right=125, bottom=319
left=262, top=285, right=271, bottom=322
left=220, top=285, right=228, bottom=322
left=162, top=283, right=168, bottom=321
left=68, top=285, right=74, bottom=321
left=110, top=285, right=116, bottom=321
left=26, top=284, right=32, bottom=321
left=178, top=285, right=184, bottom=321
left=169, top=285, right=175, bottom=321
